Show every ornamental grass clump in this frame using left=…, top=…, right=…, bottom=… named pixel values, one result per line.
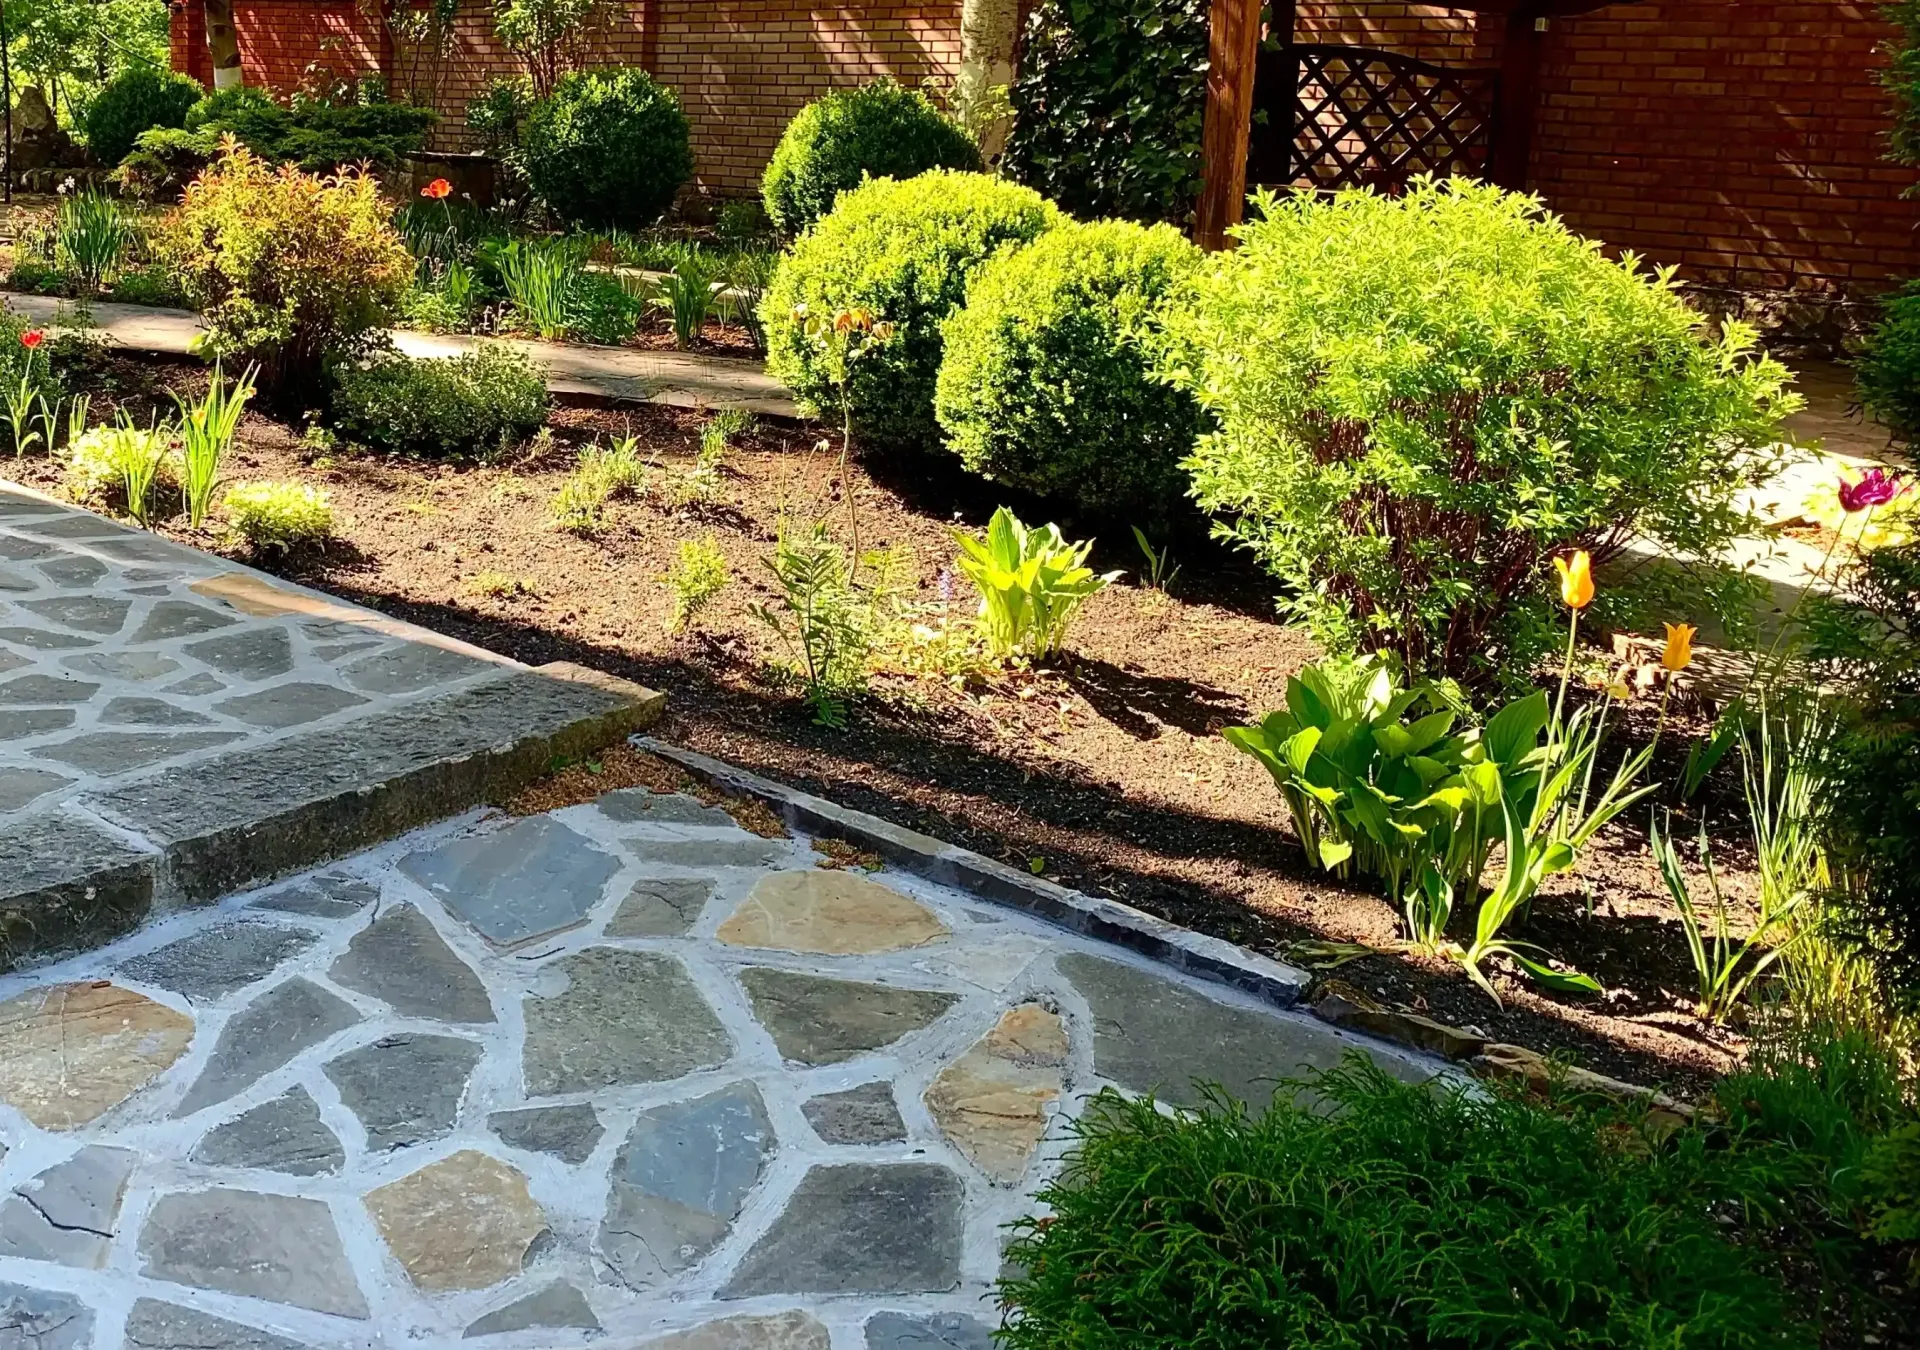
left=1160, top=178, right=1798, bottom=688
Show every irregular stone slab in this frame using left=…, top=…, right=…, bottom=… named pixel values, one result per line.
left=0, top=648, right=27, bottom=673
left=184, top=628, right=294, bottom=681
left=162, top=672, right=224, bottom=696
left=251, top=872, right=378, bottom=918
left=739, top=968, right=957, bottom=1066
left=1059, top=953, right=1433, bottom=1110
left=365, top=1150, right=549, bottom=1293
left=401, top=815, right=621, bottom=949
left=118, top=919, right=317, bottom=1001
left=630, top=836, right=788, bottom=869
left=0, top=626, right=94, bottom=651
left=32, top=730, right=243, bottom=773
left=344, top=643, right=492, bottom=694
left=0, top=982, right=194, bottom=1129
left=36, top=556, right=106, bottom=586
left=523, top=948, right=730, bottom=1095
left=63, top=650, right=181, bottom=682
left=191, top=1088, right=344, bottom=1176
left=489, top=1104, right=602, bottom=1164
left=642, top=1312, right=831, bottom=1350
left=0, top=568, right=32, bottom=592
left=0, top=1146, right=136, bottom=1267
left=100, top=697, right=213, bottom=727
left=16, top=514, right=125, bottom=538
left=324, top=1033, right=482, bottom=1151
left=139, top=1188, right=368, bottom=1318
left=925, top=1004, right=1065, bottom=1184
left=124, top=1299, right=314, bottom=1350
left=312, top=640, right=381, bottom=662
left=0, top=765, right=69, bottom=810
left=916, top=933, right=1051, bottom=993
left=216, top=682, right=368, bottom=729
left=0, top=708, right=78, bottom=740
left=175, top=978, right=360, bottom=1117
left=723, top=1164, right=963, bottom=1297
left=606, top=876, right=714, bottom=937
left=865, top=1312, right=997, bottom=1350
left=0, top=811, right=154, bottom=960
left=0, top=1281, right=92, bottom=1350
left=129, top=601, right=236, bottom=644
left=600, top=788, right=736, bottom=827
left=464, top=1281, right=601, bottom=1337
left=329, top=904, right=494, bottom=1023
left=718, top=871, right=948, bottom=955
left=90, top=534, right=202, bottom=564
left=600, top=1082, right=774, bottom=1290
left=20, top=595, right=129, bottom=635
left=803, top=1082, right=907, bottom=1144
left=0, top=674, right=96, bottom=702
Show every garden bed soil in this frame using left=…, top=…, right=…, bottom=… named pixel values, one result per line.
left=1, top=352, right=1764, bottom=1097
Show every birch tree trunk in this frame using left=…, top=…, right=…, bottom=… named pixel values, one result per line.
left=203, top=0, right=245, bottom=90
left=958, top=0, right=1018, bottom=164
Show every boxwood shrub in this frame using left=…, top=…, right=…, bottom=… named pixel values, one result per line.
left=83, top=67, right=202, bottom=170
left=1856, top=279, right=1920, bottom=437
left=331, top=343, right=547, bottom=458
left=936, top=217, right=1203, bottom=517
left=1158, top=179, right=1798, bottom=686
left=521, top=69, right=692, bottom=228
left=761, top=79, right=980, bottom=235
left=761, top=170, right=1058, bottom=453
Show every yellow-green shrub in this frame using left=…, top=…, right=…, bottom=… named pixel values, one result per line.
left=224, top=480, right=334, bottom=551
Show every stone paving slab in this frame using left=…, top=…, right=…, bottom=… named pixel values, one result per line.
left=0, top=482, right=665, bottom=964
left=0, top=776, right=1446, bottom=1349
left=3, top=294, right=800, bottom=418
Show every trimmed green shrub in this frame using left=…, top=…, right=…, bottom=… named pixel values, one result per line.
left=224, top=481, right=334, bottom=552
left=83, top=67, right=201, bottom=170
left=1003, top=0, right=1209, bottom=224
left=1857, top=280, right=1920, bottom=437
left=936, top=218, right=1202, bottom=515
left=331, top=343, right=547, bottom=458
left=1159, top=179, right=1798, bottom=686
left=521, top=69, right=692, bottom=228
left=1000, top=1052, right=1895, bottom=1350
left=761, top=79, right=979, bottom=235
left=762, top=170, right=1058, bottom=452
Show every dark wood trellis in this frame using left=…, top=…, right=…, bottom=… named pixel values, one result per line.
left=1247, top=44, right=1502, bottom=193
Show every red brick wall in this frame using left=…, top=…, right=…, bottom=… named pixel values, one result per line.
left=1295, top=1, right=1920, bottom=302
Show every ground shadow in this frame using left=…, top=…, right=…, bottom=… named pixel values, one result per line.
left=1064, top=655, right=1251, bottom=739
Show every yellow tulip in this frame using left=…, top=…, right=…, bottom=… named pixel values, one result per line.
left=1661, top=622, right=1696, bottom=673
left=1553, top=550, right=1594, bottom=610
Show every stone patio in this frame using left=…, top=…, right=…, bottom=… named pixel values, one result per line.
left=0, top=482, right=662, bottom=963
left=0, top=783, right=1439, bottom=1349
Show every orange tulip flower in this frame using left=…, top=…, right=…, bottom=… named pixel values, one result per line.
left=1553, top=550, right=1594, bottom=610
left=421, top=177, right=453, bottom=200
left=1660, top=622, right=1696, bottom=673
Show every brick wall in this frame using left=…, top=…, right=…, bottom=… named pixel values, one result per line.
left=1294, top=1, right=1920, bottom=303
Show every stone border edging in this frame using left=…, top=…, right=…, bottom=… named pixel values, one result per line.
left=635, top=737, right=1312, bottom=1010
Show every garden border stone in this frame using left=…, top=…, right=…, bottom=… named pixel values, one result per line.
left=635, top=738, right=1311, bottom=1009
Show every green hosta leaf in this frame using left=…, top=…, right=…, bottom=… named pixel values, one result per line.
left=1484, top=689, right=1550, bottom=767
left=1317, top=837, right=1354, bottom=868
left=1283, top=726, right=1322, bottom=778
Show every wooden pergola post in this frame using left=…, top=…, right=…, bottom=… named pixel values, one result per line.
left=1194, top=0, right=1267, bottom=250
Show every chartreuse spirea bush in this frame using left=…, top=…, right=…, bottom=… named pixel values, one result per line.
left=223, top=481, right=334, bottom=552
left=761, top=79, right=980, bottom=235
left=520, top=68, right=693, bottom=228
left=936, top=218, right=1204, bottom=517
left=1158, top=179, right=1799, bottom=687
left=331, top=343, right=547, bottom=459
left=998, top=1042, right=1905, bottom=1350
left=162, top=140, right=412, bottom=404
left=762, top=171, right=1058, bottom=452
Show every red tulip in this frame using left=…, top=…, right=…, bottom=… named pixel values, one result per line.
left=1837, top=466, right=1907, bottom=513
left=421, top=177, right=453, bottom=200
left=20, top=330, right=43, bottom=350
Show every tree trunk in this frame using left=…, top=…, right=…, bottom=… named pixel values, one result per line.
left=203, top=0, right=244, bottom=90
left=958, top=0, right=1018, bottom=164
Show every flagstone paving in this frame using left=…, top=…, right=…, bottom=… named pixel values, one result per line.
left=0, top=781, right=1443, bottom=1348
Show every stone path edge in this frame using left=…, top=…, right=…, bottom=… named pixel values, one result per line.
left=636, top=737, right=1312, bottom=1010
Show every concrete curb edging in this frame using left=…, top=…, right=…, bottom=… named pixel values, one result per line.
left=636, top=737, right=1312, bottom=1010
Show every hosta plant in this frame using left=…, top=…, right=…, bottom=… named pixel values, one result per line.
left=954, top=507, right=1119, bottom=662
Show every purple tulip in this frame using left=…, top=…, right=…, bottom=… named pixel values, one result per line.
left=1837, top=467, right=1908, bottom=513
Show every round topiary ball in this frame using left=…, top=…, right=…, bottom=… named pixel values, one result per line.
left=936, top=218, right=1204, bottom=517
left=84, top=67, right=203, bottom=169
left=761, top=79, right=980, bottom=235
left=521, top=68, right=693, bottom=228
left=761, top=170, right=1059, bottom=454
